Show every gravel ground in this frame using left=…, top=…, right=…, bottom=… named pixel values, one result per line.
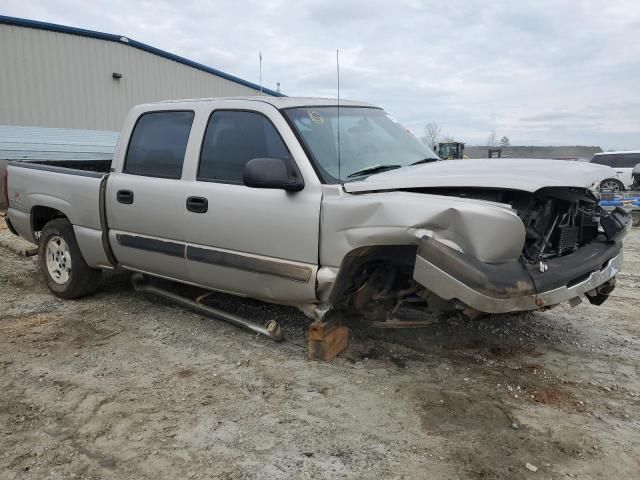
left=1, top=222, right=639, bottom=479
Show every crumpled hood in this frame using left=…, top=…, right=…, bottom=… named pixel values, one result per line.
left=343, top=158, right=616, bottom=193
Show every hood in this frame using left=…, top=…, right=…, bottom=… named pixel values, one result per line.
left=342, top=158, right=615, bottom=194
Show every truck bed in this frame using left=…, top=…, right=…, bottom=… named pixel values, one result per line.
left=5, top=159, right=108, bottom=247
left=1, top=159, right=111, bottom=210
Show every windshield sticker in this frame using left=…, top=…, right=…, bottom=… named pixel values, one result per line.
left=308, top=110, right=324, bottom=125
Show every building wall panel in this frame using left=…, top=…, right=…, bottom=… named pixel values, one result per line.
left=0, top=24, right=266, bottom=131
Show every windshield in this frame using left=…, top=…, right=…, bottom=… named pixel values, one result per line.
left=283, top=107, right=438, bottom=183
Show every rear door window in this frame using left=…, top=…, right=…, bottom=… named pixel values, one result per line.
left=591, top=154, right=619, bottom=167
left=620, top=153, right=640, bottom=168
left=198, top=110, right=290, bottom=183
left=124, top=111, right=194, bottom=179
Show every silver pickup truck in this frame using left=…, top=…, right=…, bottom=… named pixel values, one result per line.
left=3, top=97, right=632, bottom=325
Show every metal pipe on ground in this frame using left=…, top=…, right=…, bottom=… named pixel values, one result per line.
left=131, top=273, right=283, bottom=341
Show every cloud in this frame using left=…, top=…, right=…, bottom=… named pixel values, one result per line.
left=2, top=0, right=640, bottom=149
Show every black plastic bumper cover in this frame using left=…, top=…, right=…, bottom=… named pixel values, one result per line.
left=417, top=238, right=622, bottom=300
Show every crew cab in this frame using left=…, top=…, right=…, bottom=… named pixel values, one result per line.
left=3, top=97, right=632, bottom=324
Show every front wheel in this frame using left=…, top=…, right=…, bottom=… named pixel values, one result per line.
left=600, top=178, right=625, bottom=192
left=38, top=218, right=102, bottom=299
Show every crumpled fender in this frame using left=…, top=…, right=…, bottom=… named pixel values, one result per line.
left=320, top=189, right=526, bottom=267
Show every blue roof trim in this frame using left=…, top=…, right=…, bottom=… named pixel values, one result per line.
left=0, top=14, right=284, bottom=97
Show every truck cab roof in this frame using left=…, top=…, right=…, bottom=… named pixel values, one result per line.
left=147, top=96, right=377, bottom=110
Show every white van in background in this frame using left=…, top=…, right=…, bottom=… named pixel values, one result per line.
left=590, top=151, right=640, bottom=191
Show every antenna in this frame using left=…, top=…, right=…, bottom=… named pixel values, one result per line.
left=337, top=49, right=341, bottom=183
left=259, top=51, right=263, bottom=95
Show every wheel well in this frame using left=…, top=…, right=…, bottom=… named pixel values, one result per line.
left=329, top=245, right=418, bottom=306
left=31, top=206, right=68, bottom=233
left=600, top=178, right=624, bottom=190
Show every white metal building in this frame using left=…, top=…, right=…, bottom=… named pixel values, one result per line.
left=0, top=15, right=281, bottom=132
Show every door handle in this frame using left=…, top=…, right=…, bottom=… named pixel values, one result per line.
left=186, top=196, right=208, bottom=213
left=117, top=190, right=134, bottom=204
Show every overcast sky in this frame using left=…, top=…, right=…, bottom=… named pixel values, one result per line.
left=3, top=0, right=640, bottom=149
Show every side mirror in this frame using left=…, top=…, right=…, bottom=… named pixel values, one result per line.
left=243, top=158, right=304, bottom=192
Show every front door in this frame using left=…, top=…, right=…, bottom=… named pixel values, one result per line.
left=182, top=106, right=322, bottom=304
left=106, top=110, right=194, bottom=281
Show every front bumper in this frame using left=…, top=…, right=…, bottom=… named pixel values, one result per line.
left=413, top=238, right=623, bottom=314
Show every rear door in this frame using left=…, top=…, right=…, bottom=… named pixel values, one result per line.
left=618, top=153, right=640, bottom=188
left=106, top=109, right=194, bottom=281
left=181, top=102, right=322, bottom=304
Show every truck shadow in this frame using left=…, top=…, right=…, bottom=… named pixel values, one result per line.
left=104, top=269, right=582, bottom=367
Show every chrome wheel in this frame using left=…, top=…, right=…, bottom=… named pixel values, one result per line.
left=45, top=235, right=72, bottom=284
left=601, top=180, right=621, bottom=192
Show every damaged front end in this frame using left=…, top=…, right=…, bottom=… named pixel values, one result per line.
left=326, top=185, right=630, bottom=324
left=412, top=186, right=630, bottom=315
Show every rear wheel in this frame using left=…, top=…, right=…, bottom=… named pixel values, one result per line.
left=600, top=178, right=624, bottom=192
left=38, top=219, right=102, bottom=299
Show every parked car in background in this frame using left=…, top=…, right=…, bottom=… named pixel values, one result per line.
left=590, top=151, right=640, bottom=191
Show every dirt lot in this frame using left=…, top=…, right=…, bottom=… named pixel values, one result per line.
left=1, top=223, right=639, bottom=480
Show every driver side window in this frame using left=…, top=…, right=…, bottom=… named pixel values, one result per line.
left=198, top=110, right=290, bottom=183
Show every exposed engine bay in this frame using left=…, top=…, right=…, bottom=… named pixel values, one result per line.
left=419, top=186, right=603, bottom=263
left=519, top=190, right=599, bottom=262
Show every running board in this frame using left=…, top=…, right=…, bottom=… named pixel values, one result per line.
left=131, top=273, right=284, bottom=341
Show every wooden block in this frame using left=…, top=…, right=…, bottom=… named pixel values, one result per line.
left=309, top=319, right=340, bottom=341
left=308, top=321, right=349, bottom=361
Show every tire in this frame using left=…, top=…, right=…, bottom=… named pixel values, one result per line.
left=600, top=178, right=625, bottom=193
left=38, top=218, right=102, bottom=299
